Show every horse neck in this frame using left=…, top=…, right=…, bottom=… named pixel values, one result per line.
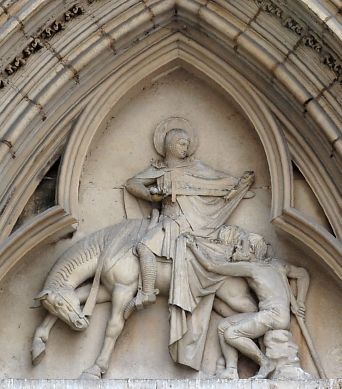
left=44, top=239, right=102, bottom=291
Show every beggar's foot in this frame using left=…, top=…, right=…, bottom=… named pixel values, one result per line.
left=217, top=367, right=239, bottom=379
left=253, top=359, right=276, bottom=379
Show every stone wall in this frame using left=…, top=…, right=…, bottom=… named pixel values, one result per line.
left=0, top=0, right=341, bottom=385
left=1, top=379, right=342, bottom=389
left=0, top=69, right=341, bottom=380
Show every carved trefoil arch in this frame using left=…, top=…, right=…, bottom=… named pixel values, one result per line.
left=0, top=0, right=341, bottom=385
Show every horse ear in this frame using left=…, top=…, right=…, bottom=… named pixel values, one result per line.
left=31, top=290, right=50, bottom=308
left=34, top=290, right=50, bottom=301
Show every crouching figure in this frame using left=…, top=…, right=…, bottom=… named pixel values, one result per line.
left=186, top=230, right=309, bottom=379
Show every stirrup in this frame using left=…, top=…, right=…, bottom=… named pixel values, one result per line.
left=123, top=289, right=159, bottom=320
left=135, top=289, right=159, bottom=310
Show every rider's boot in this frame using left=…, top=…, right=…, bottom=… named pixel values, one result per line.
left=135, top=242, right=159, bottom=308
left=124, top=243, right=158, bottom=319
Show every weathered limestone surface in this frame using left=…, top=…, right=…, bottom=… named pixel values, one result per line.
left=1, top=380, right=341, bottom=389
left=0, top=69, right=341, bottom=381
left=0, top=0, right=341, bottom=385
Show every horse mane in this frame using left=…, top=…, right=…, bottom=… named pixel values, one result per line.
left=44, top=227, right=112, bottom=290
left=43, top=219, right=149, bottom=291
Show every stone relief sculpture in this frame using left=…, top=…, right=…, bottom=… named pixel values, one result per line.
left=124, top=118, right=257, bottom=369
left=31, top=118, right=321, bottom=380
left=186, top=229, right=312, bottom=379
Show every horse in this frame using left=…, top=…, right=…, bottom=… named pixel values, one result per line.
left=31, top=218, right=257, bottom=379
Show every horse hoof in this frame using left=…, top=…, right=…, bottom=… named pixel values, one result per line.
left=79, top=372, right=101, bottom=380
left=31, top=339, right=46, bottom=366
left=79, top=365, right=102, bottom=380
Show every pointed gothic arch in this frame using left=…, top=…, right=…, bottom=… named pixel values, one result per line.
left=0, top=0, right=341, bottom=283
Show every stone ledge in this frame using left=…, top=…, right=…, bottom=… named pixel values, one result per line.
left=0, top=379, right=341, bottom=389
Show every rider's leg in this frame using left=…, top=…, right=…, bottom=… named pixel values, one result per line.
left=135, top=242, right=158, bottom=308
left=123, top=242, right=158, bottom=319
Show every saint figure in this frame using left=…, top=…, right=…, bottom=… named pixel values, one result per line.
left=124, top=119, right=255, bottom=369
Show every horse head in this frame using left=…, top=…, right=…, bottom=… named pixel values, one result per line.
left=34, top=289, right=89, bottom=331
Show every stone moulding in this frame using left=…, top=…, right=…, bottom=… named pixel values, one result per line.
left=0, top=379, right=341, bottom=388
left=0, top=205, right=77, bottom=283
left=0, top=3, right=85, bottom=88
left=0, top=0, right=340, bottom=88
left=254, top=0, right=342, bottom=82
left=57, top=33, right=291, bottom=223
left=0, top=0, right=341, bottom=288
left=273, top=207, right=342, bottom=281
left=56, top=33, right=342, bottom=286
left=254, top=89, right=342, bottom=240
left=0, top=110, right=82, bottom=242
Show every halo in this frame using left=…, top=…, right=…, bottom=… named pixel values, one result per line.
left=153, top=117, right=198, bottom=157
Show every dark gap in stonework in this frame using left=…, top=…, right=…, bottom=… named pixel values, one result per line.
left=292, top=161, right=335, bottom=238
left=13, top=157, right=61, bottom=232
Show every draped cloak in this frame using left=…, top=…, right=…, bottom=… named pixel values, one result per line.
left=124, top=159, right=253, bottom=370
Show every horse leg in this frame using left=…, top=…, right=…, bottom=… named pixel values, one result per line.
left=32, top=284, right=111, bottom=366
left=216, top=277, right=257, bottom=314
left=213, top=297, right=236, bottom=317
left=80, top=283, right=136, bottom=379
left=31, top=313, right=57, bottom=365
left=76, top=283, right=111, bottom=304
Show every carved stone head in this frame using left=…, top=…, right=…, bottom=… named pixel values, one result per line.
left=35, top=289, right=89, bottom=331
left=248, top=233, right=268, bottom=260
left=218, top=225, right=242, bottom=246
left=230, top=231, right=268, bottom=262
left=164, top=128, right=190, bottom=160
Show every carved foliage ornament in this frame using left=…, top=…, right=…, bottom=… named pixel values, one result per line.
left=0, top=0, right=341, bottom=88
left=0, top=4, right=84, bottom=88
left=254, top=0, right=342, bottom=82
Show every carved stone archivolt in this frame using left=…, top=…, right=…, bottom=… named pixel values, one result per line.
left=0, top=0, right=341, bottom=384
left=254, top=0, right=342, bottom=82
left=1, top=1, right=341, bottom=88
left=0, top=0, right=340, bottom=249
left=0, top=4, right=84, bottom=88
